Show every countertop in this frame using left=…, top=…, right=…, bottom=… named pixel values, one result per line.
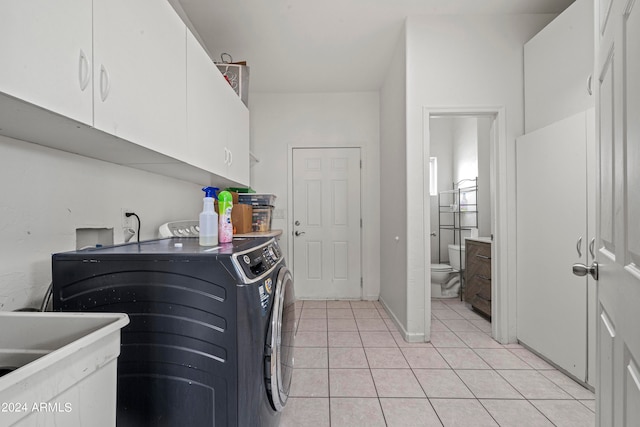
left=465, top=237, right=492, bottom=244
left=234, top=229, right=283, bottom=238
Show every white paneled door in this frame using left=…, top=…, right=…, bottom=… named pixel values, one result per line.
left=595, top=0, right=640, bottom=425
left=292, top=148, right=361, bottom=299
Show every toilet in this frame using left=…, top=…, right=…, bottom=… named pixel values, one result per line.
left=431, top=244, right=465, bottom=298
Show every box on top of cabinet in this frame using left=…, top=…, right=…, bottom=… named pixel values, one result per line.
left=216, top=62, right=249, bottom=108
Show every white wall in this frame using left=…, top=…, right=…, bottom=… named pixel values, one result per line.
left=379, top=30, right=408, bottom=327
left=0, top=135, right=203, bottom=311
left=477, top=117, right=493, bottom=237
left=403, top=14, right=554, bottom=340
left=453, top=118, right=480, bottom=232
left=248, top=91, right=381, bottom=299
left=452, top=118, right=479, bottom=184
left=429, top=118, right=454, bottom=264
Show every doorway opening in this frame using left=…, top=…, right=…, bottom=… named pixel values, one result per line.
left=429, top=115, right=495, bottom=306
left=423, top=107, right=511, bottom=344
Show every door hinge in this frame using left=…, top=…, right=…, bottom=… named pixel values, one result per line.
left=361, top=277, right=363, bottom=288
left=360, top=159, right=362, bottom=168
left=360, top=218, right=363, bottom=228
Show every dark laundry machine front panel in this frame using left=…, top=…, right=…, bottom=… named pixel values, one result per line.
left=51, top=237, right=291, bottom=427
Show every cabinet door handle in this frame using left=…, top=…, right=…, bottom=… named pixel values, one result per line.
left=475, top=254, right=490, bottom=260
left=587, top=75, right=593, bottom=95
left=228, top=149, right=233, bottom=166
left=576, top=236, right=583, bottom=258
left=589, top=237, right=596, bottom=259
left=99, top=64, right=111, bottom=102
left=78, top=49, right=90, bottom=92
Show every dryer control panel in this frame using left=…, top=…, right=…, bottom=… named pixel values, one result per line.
left=232, top=240, right=283, bottom=284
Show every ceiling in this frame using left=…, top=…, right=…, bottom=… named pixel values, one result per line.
left=174, top=0, right=576, bottom=93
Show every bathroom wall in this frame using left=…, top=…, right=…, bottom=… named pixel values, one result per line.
left=430, top=117, right=487, bottom=262
left=452, top=118, right=479, bottom=184
left=429, top=118, right=453, bottom=264
left=477, top=117, right=493, bottom=237
left=0, top=135, right=203, bottom=311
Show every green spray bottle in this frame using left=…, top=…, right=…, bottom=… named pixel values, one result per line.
left=218, top=190, right=233, bottom=243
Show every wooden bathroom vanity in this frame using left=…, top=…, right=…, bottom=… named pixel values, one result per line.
left=464, top=238, right=492, bottom=318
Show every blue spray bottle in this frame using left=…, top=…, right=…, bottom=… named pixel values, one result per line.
left=199, top=187, right=219, bottom=246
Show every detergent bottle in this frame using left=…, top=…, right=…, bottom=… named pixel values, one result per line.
left=199, top=187, right=219, bottom=246
left=218, top=190, right=233, bottom=243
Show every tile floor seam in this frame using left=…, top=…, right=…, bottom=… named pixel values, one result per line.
left=494, top=368, right=569, bottom=401
left=478, top=397, right=559, bottom=427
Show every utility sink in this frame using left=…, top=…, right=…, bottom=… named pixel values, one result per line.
left=0, top=312, right=129, bottom=427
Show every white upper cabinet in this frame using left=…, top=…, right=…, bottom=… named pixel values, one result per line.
left=186, top=31, right=228, bottom=177
left=224, top=92, right=250, bottom=186
left=524, top=0, right=594, bottom=133
left=0, top=0, right=93, bottom=125
left=93, top=0, right=187, bottom=159
left=0, top=0, right=249, bottom=187
left=186, top=31, right=250, bottom=186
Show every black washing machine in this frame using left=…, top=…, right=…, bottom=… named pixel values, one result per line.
left=51, top=237, right=296, bottom=427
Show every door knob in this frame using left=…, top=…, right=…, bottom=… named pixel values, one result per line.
left=572, top=262, right=599, bottom=280
left=294, top=230, right=305, bottom=236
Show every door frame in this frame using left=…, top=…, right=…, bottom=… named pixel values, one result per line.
left=423, top=106, right=512, bottom=343
left=287, top=145, right=364, bottom=299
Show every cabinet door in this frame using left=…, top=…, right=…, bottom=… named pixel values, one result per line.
left=186, top=30, right=250, bottom=185
left=93, top=0, right=186, bottom=159
left=464, top=241, right=492, bottom=317
left=0, top=0, right=92, bottom=125
left=186, top=31, right=227, bottom=177
left=524, top=0, right=594, bottom=133
left=224, top=96, right=250, bottom=186
left=516, top=111, right=589, bottom=381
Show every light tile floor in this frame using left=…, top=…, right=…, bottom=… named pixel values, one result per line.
left=280, top=298, right=595, bottom=427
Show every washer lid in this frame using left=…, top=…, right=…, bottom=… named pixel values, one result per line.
left=431, top=263, right=453, bottom=271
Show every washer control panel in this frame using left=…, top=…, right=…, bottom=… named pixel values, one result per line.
left=159, top=220, right=199, bottom=237
left=233, top=240, right=282, bottom=283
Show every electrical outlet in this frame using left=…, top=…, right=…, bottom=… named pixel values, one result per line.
left=121, top=208, right=133, bottom=228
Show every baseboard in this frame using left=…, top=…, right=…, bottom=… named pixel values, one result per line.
left=378, top=297, right=425, bottom=343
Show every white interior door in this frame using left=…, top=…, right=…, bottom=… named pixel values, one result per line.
left=516, top=111, right=591, bottom=381
left=292, top=147, right=361, bottom=299
left=594, top=0, right=640, bottom=424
